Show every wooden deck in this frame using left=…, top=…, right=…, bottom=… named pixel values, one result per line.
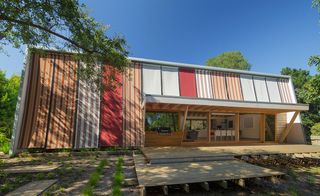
left=134, top=154, right=284, bottom=187
left=141, top=144, right=320, bottom=162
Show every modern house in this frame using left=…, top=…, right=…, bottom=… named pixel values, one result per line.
left=10, top=49, right=309, bottom=154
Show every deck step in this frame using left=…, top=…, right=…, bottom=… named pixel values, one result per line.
left=148, top=155, right=235, bottom=164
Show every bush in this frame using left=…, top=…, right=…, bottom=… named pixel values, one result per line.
left=0, top=134, right=10, bottom=154
left=311, top=123, right=320, bottom=136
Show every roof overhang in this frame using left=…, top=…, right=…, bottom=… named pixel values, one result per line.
left=145, top=95, right=309, bottom=113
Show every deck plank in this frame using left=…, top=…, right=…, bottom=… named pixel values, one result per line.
left=134, top=154, right=284, bottom=187
left=6, top=180, right=57, bottom=196
left=142, top=144, right=320, bottom=160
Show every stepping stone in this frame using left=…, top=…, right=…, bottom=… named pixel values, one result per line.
left=6, top=179, right=57, bottom=196
left=4, top=164, right=60, bottom=174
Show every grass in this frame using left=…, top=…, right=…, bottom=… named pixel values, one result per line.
left=81, top=159, right=108, bottom=196
left=112, top=157, right=124, bottom=196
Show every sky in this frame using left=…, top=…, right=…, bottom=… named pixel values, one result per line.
left=1, top=0, right=320, bottom=77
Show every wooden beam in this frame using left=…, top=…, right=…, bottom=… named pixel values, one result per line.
left=279, top=111, right=299, bottom=143
left=200, top=182, right=210, bottom=191
left=235, top=113, right=240, bottom=142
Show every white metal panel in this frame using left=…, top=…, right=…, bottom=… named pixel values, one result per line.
left=253, top=76, right=269, bottom=102
left=266, top=78, right=281, bottom=103
left=142, top=64, right=161, bottom=95
left=162, top=66, right=180, bottom=96
left=240, top=75, right=256, bottom=102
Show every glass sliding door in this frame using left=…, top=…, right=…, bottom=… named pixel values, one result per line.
left=211, top=113, right=236, bottom=142
left=265, top=114, right=276, bottom=142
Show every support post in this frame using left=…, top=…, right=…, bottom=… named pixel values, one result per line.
left=260, top=114, right=265, bottom=143
left=208, top=111, right=211, bottom=142
left=235, top=113, right=240, bottom=142
left=217, top=180, right=228, bottom=189
left=236, top=179, right=245, bottom=188
left=181, top=184, right=189, bottom=193
left=162, top=185, right=168, bottom=195
left=279, top=111, right=299, bottom=143
left=200, top=182, right=210, bottom=191
left=181, top=105, right=189, bottom=143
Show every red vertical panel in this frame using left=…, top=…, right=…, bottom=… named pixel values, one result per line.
left=100, top=66, right=123, bottom=146
left=179, top=68, right=197, bottom=97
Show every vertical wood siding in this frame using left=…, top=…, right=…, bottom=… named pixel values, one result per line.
left=278, top=78, right=293, bottom=103
left=74, top=62, right=100, bottom=148
left=179, top=68, right=197, bottom=97
left=211, top=71, right=228, bottom=100
left=123, top=63, right=144, bottom=147
left=225, top=73, right=243, bottom=101
left=19, top=53, right=52, bottom=148
left=100, top=66, right=123, bottom=146
left=276, top=113, right=287, bottom=142
left=195, top=69, right=213, bottom=98
left=19, top=53, right=77, bottom=149
left=46, top=54, right=77, bottom=149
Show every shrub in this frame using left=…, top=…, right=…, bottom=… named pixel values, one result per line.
left=0, top=133, right=10, bottom=154
left=311, top=123, right=320, bottom=136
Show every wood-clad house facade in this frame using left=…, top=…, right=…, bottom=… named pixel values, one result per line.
left=10, top=49, right=309, bottom=154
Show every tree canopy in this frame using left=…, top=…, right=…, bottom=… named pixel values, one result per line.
left=206, top=51, right=251, bottom=70
left=0, top=70, right=20, bottom=153
left=0, top=0, right=129, bottom=88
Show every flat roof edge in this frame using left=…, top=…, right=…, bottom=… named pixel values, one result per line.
left=129, top=57, right=290, bottom=79
left=145, top=95, right=309, bottom=111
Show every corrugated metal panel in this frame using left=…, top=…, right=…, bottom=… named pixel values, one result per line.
left=278, top=78, right=293, bottom=103
left=123, top=63, right=143, bottom=147
left=195, top=69, right=213, bottom=99
left=100, top=66, right=123, bottom=146
left=74, top=62, right=100, bottom=148
left=162, top=66, right=180, bottom=96
left=142, top=64, right=161, bottom=95
left=179, top=68, right=197, bottom=97
left=211, top=71, right=228, bottom=100
left=253, top=76, right=269, bottom=102
left=46, top=54, right=77, bottom=149
left=240, top=74, right=256, bottom=102
left=266, top=77, right=281, bottom=103
left=225, top=73, right=243, bottom=101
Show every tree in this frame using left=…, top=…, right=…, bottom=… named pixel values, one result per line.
left=281, top=67, right=320, bottom=136
left=0, top=70, right=20, bottom=153
left=280, top=68, right=311, bottom=103
left=0, top=0, right=129, bottom=89
left=206, top=51, right=251, bottom=70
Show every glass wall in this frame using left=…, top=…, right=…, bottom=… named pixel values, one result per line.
left=145, top=112, right=179, bottom=134
left=211, top=113, right=236, bottom=141
left=265, top=114, right=276, bottom=141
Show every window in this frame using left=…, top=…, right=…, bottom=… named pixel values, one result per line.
left=145, top=112, right=179, bottom=132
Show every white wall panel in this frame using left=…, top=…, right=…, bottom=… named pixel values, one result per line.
left=142, top=64, right=161, bottom=95
left=253, top=76, right=269, bottom=102
left=266, top=78, right=281, bottom=103
left=240, top=74, right=256, bottom=102
left=162, top=66, right=180, bottom=96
